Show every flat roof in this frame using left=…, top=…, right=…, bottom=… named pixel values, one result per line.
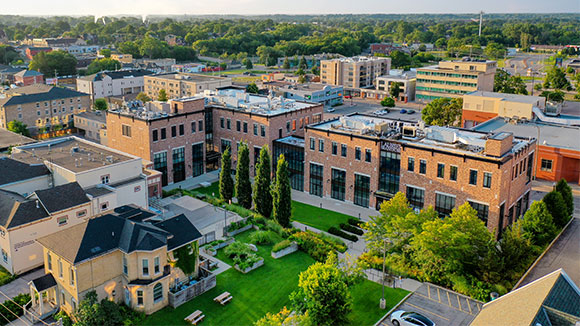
left=280, top=82, right=341, bottom=92
left=324, top=56, right=390, bottom=63
left=473, top=117, right=580, bottom=151
left=311, top=113, right=416, bottom=134
left=274, top=136, right=305, bottom=147
left=0, top=128, right=36, bottom=151
left=148, top=72, right=229, bottom=82
left=466, top=91, right=544, bottom=105
left=12, top=136, right=137, bottom=173
left=75, top=110, right=106, bottom=123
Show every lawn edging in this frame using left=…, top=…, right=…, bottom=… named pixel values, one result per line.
left=512, top=216, right=575, bottom=289
left=373, top=291, right=414, bottom=326
left=234, top=258, right=265, bottom=274
left=271, top=242, right=298, bottom=259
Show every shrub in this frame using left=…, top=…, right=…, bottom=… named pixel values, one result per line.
left=318, top=232, right=347, bottom=253
left=328, top=227, right=359, bottom=242
left=162, top=188, right=182, bottom=198
left=224, top=241, right=251, bottom=258
left=253, top=215, right=267, bottom=226
left=233, top=252, right=262, bottom=270
left=249, top=230, right=278, bottom=244
left=555, top=179, right=574, bottom=217
left=358, top=251, right=383, bottom=270
left=347, top=218, right=363, bottom=227
left=542, top=191, right=569, bottom=228
left=54, top=310, right=73, bottom=326
left=228, top=219, right=251, bottom=232
left=272, top=239, right=293, bottom=253
left=340, top=223, right=364, bottom=235
left=0, top=293, right=31, bottom=323
left=290, top=231, right=347, bottom=261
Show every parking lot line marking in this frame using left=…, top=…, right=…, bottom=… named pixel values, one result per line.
left=457, top=295, right=462, bottom=312
left=446, top=291, right=451, bottom=306
left=405, top=302, right=450, bottom=322
left=437, top=288, right=441, bottom=302
left=428, top=284, right=431, bottom=299
left=466, top=297, right=472, bottom=314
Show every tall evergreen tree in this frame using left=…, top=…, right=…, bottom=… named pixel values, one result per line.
left=272, top=154, right=292, bottom=227
left=555, top=179, right=574, bottom=217
left=235, top=142, right=252, bottom=209
left=253, top=146, right=272, bottom=217
left=219, top=147, right=234, bottom=202
left=543, top=190, right=569, bottom=228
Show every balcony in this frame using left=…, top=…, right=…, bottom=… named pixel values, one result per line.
left=168, top=263, right=216, bottom=308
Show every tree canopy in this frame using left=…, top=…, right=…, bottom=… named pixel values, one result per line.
left=86, top=58, right=121, bottom=75
left=29, top=50, right=77, bottom=77
left=494, top=69, right=528, bottom=95
left=421, top=97, right=463, bottom=126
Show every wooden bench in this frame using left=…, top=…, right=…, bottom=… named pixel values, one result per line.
left=184, top=310, right=204, bottom=325
left=213, top=291, right=233, bottom=305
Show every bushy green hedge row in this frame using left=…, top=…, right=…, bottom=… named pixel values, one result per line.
left=328, top=227, right=359, bottom=242
left=339, top=223, right=364, bottom=236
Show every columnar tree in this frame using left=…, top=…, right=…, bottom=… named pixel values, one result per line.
left=555, top=179, right=574, bottom=217
left=542, top=190, right=569, bottom=228
left=272, top=154, right=292, bottom=227
left=219, top=147, right=234, bottom=202
left=253, top=146, right=272, bottom=217
left=521, top=201, right=557, bottom=247
left=235, top=142, right=252, bottom=209
left=282, top=57, right=290, bottom=69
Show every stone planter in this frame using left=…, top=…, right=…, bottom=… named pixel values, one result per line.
left=203, top=247, right=217, bottom=256
left=214, top=238, right=235, bottom=250
left=228, top=224, right=253, bottom=237
left=271, top=242, right=298, bottom=259
left=234, top=258, right=264, bottom=274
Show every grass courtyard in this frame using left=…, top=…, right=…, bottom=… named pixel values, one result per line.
left=143, top=230, right=408, bottom=326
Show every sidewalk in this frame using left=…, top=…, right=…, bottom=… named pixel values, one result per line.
left=291, top=190, right=378, bottom=221
left=163, top=170, right=220, bottom=192
left=200, top=252, right=231, bottom=276
left=0, top=268, right=45, bottom=300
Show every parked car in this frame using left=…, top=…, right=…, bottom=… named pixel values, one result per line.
left=344, top=95, right=352, bottom=99
left=406, top=109, right=416, bottom=114
left=390, top=311, right=435, bottom=326
left=374, top=109, right=389, bottom=115
left=400, top=109, right=407, bottom=114
left=327, top=108, right=335, bottom=112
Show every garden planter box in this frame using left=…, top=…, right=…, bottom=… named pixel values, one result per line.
left=203, top=247, right=217, bottom=256
left=228, top=224, right=253, bottom=237
left=271, top=242, right=298, bottom=259
left=234, top=258, right=264, bottom=274
left=214, top=238, right=235, bottom=250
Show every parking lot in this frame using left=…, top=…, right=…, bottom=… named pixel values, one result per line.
left=382, top=283, right=482, bottom=326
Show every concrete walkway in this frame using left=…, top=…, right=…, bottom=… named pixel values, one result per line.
left=0, top=268, right=45, bottom=300
left=200, top=252, right=231, bottom=276
left=292, top=190, right=378, bottom=221
left=163, top=170, right=220, bottom=192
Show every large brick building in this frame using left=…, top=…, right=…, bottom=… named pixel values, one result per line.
left=106, top=98, right=206, bottom=187
left=304, top=114, right=535, bottom=235
left=320, top=56, right=391, bottom=88
left=144, top=73, right=232, bottom=100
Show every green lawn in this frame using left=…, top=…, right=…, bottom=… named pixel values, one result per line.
left=193, top=182, right=220, bottom=198
left=0, top=266, right=15, bottom=286
left=291, top=201, right=353, bottom=231
left=144, top=229, right=406, bottom=326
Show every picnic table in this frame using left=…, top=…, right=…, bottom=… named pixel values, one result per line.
left=184, top=310, right=204, bottom=325
left=213, top=291, right=233, bottom=305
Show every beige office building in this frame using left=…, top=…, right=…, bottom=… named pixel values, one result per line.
left=462, top=91, right=546, bottom=127
left=320, top=56, right=391, bottom=88
left=416, top=59, right=497, bottom=101
left=144, top=73, right=232, bottom=100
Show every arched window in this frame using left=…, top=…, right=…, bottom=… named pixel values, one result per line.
left=153, top=283, right=163, bottom=302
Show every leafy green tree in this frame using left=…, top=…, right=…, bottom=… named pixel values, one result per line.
left=235, top=142, right=252, bottom=209
left=389, top=50, right=412, bottom=68
left=282, top=57, right=290, bottom=69
left=0, top=45, right=21, bottom=65
left=380, top=97, right=395, bottom=107
left=140, top=36, right=169, bottom=59
left=136, top=92, right=151, bottom=103
left=311, top=65, right=319, bottom=75
left=296, top=68, right=305, bottom=76
left=521, top=201, right=558, bottom=247
left=421, top=97, right=462, bottom=126
left=389, top=82, right=403, bottom=99
left=299, top=55, right=308, bottom=69
left=290, top=257, right=352, bottom=326
left=298, top=75, right=306, bottom=84
left=542, top=191, right=569, bottom=228
left=494, top=69, right=528, bottom=95
left=255, top=307, right=311, bottom=326
left=498, top=220, right=536, bottom=280
left=272, top=154, right=292, bottom=227
left=158, top=89, right=168, bottom=101
left=7, top=120, right=30, bottom=137
left=484, top=42, right=506, bottom=59
left=540, top=90, right=565, bottom=102
left=219, top=147, right=234, bottom=202
left=544, top=67, right=571, bottom=90
left=243, top=58, right=253, bottom=69
left=86, top=58, right=121, bottom=74
left=117, top=41, right=141, bottom=58
left=555, top=179, right=574, bottom=217
left=254, top=146, right=273, bottom=218
left=94, top=99, right=108, bottom=111
left=99, top=48, right=112, bottom=58
left=29, top=50, right=77, bottom=77
left=246, top=83, right=259, bottom=94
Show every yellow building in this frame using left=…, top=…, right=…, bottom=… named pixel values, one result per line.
left=416, top=59, right=497, bottom=101
left=110, top=53, right=133, bottom=64
left=320, top=56, right=391, bottom=88
left=144, top=72, right=232, bottom=100
left=28, top=206, right=210, bottom=321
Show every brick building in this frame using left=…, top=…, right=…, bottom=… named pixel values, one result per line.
left=14, top=70, right=44, bottom=86
left=106, top=98, right=206, bottom=187
left=144, top=73, right=232, bottom=100
left=304, top=114, right=535, bottom=235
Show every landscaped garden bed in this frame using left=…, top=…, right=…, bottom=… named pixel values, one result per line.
left=224, top=241, right=265, bottom=274
left=271, top=240, right=298, bottom=259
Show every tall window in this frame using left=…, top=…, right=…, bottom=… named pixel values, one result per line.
left=160, top=128, right=166, bottom=140
left=419, top=160, right=427, bottom=174
left=152, top=129, right=158, bottom=141
left=354, top=174, right=370, bottom=207
left=468, top=201, right=489, bottom=225
left=331, top=169, right=346, bottom=201
left=70, top=268, right=75, bottom=286
left=406, top=186, right=425, bottom=209
left=332, top=142, right=338, bottom=155
left=154, top=257, right=160, bottom=274
left=192, top=143, right=204, bottom=177
left=243, top=122, right=248, bottom=133
left=122, top=125, right=132, bottom=137
left=253, top=124, right=258, bottom=136
left=220, top=117, right=225, bottom=128
left=341, top=144, right=347, bottom=157
left=179, top=124, right=184, bottom=136
left=191, top=121, right=196, bottom=133
left=450, top=166, right=458, bottom=181
left=407, top=157, right=415, bottom=172
left=171, top=125, right=177, bottom=138
left=59, top=260, right=63, bottom=278
left=236, top=120, right=241, bottom=132
left=365, top=149, right=372, bottom=162
left=526, top=153, right=534, bottom=182
left=309, top=164, right=323, bottom=197
left=154, top=152, right=168, bottom=186
left=153, top=283, right=163, bottom=302
left=483, top=172, right=492, bottom=188
left=226, top=118, right=231, bottom=130
left=379, top=151, right=400, bottom=195
left=122, top=256, right=128, bottom=275
left=142, top=259, right=149, bottom=276
left=355, top=147, right=361, bottom=160
left=469, top=170, right=478, bottom=185
left=47, top=253, right=52, bottom=271
left=137, top=290, right=144, bottom=306
left=318, top=139, right=324, bottom=152
left=221, top=139, right=231, bottom=153
left=309, top=137, right=315, bottom=150
left=437, top=163, right=445, bottom=178
left=260, top=125, right=266, bottom=137
left=199, top=120, right=203, bottom=131
left=172, top=147, right=185, bottom=183
left=435, top=193, right=456, bottom=218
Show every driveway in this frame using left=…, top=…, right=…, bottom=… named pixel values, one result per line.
left=381, top=283, right=482, bottom=326
left=0, top=268, right=45, bottom=300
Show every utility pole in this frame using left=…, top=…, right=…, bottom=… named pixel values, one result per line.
left=54, top=69, right=58, bottom=86
left=479, top=11, right=484, bottom=37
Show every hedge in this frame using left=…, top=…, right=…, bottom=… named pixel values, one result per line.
left=340, top=223, right=364, bottom=235
left=328, top=227, right=358, bottom=242
left=0, top=293, right=30, bottom=323
left=348, top=218, right=363, bottom=227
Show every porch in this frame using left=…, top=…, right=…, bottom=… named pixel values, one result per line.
left=25, top=274, right=59, bottom=323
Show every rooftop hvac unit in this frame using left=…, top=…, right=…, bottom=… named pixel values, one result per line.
left=402, top=126, right=416, bottom=137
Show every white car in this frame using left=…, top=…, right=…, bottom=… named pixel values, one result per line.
left=327, top=108, right=335, bottom=112
left=390, top=310, right=435, bottom=326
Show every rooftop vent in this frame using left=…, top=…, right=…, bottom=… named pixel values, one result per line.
left=90, top=246, right=101, bottom=254
left=105, top=155, right=114, bottom=164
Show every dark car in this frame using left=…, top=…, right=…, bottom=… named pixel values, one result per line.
left=400, top=109, right=407, bottom=114
left=407, top=109, right=416, bottom=114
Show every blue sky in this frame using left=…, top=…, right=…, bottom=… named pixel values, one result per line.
left=3, top=0, right=579, bottom=16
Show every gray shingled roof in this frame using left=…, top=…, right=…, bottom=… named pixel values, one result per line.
left=0, top=157, right=49, bottom=187
left=35, top=182, right=89, bottom=214
left=0, top=189, right=48, bottom=229
left=0, top=86, right=89, bottom=107
left=80, top=69, right=152, bottom=82
left=31, top=273, right=57, bottom=292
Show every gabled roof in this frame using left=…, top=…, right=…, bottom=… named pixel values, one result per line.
left=31, top=274, right=57, bottom=292
left=35, top=182, right=89, bottom=214
left=0, top=86, right=89, bottom=107
left=79, top=69, right=152, bottom=82
left=0, top=157, right=49, bottom=186
left=37, top=207, right=202, bottom=264
left=471, top=269, right=580, bottom=326
left=14, top=70, right=43, bottom=77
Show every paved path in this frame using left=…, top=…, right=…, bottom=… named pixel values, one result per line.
left=163, top=170, right=220, bottom=192
left=0, top=268, right=45, bottom=300
left=200, top=252, right=231, bottom=276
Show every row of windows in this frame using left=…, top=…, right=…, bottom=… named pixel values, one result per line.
left=309, top=138, right=372, bottom=162
left=416, top=86, right=470, bottom=95
left=408, top=158, right=492, bottom=188
left=152, top=120, right=204, bottom=142
left=33, top=97, right=82, bottom=108
left=417, top=71, right=478, bottom=79
left=47, top=252, right=76, bottom=287
left=416, top=78, right=477, bottom=87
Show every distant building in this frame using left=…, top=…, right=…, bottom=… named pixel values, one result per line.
left=462, top=91, right=546, bottom=128
left=22, top=37, right=86, bottom=48
left=172, top=63, right=206, bottom=73
left=25, top=47, right=52, bottom=60
left=134, top=58, right=176, bottom=73
left=164, top=34, right=184, bottom=46
left=143, top=73, right=232, bottom=100
left=0, top=84, right=90, bottom=134
left=76, top=69, right=153, bottom=100
left=110, top=53, right=133, bottom=64
left=14, top=70, right=44, bottom=86
left=471, top=269, right=580, bottom=326
left=376, top=70, right=417, bottom=102
left=266, top=82, right=343, bottom=106
left=74, top=110, right=107, bottom=144
left=320, top=56, right=391, bottom=88
left=369, top=43, right=410, bottom=56
left=52, top=44, right=100, bottom=55
left=416, top=58, right=497, bottom=101
left=0, top=64, right=21, bottom=84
